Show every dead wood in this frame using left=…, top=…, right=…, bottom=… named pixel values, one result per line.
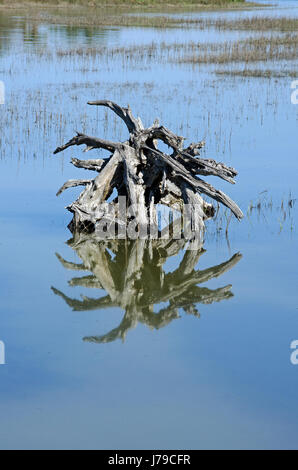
left=54, top=100, right=243, bottom=237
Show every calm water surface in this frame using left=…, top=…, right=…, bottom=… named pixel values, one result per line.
left=0, top=0, right=297, bottom=449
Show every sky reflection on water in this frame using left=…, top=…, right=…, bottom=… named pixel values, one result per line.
left=0, top=0, right=297, bottom=449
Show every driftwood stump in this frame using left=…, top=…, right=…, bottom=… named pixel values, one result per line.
left=54, top=100, right=243, bottom=238
left=52, top=235, right=242, bottom=343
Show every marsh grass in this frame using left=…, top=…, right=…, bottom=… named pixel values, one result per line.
left=26, top=13, right=204, bottom=29
left=22, top=10, right=271, bottom=30
left=215, top=68, right=298, bottom=78
left=50, top=34, right=298, bottom=67
left=0, top=0, right=253, bottom=7
left=207, top=16, right=298, bottom=32
left=179, top=34, right=298, bottom=65
left=247, top=191, right=296, bottom=233
left=120, top=15, right=298, bottom=32
left=155, top=15, right=298, bottom=32
left=0, top=1, right=263, bottom=29
left=208, top=191, right=297, bottom=241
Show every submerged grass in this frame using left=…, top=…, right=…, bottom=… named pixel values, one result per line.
left=51, top=34, right=298, bottom=67
left=246, top=191, right=297, bottom=233
left=208, top=191, right=297, bottom=241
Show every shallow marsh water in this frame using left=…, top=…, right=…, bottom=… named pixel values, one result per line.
left=0, top=0, right=297, bottom=450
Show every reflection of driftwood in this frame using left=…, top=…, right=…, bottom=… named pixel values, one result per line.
left=54, top=100, right=243, bottom=235
left=52, top=234, right=242, bottom=343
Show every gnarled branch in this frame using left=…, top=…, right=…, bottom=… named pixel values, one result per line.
left=71, top=157, right=107, bottom=172
left=54, top=132, right=120, bottom=155
left=87, top=100, right=143, bottom=134
left=56, top=179, right=91, bottom=197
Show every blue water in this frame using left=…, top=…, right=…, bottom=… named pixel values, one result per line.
left=0, top=0, right=297, bottom=449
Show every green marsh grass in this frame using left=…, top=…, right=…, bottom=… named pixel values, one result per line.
left=179, top=34, right=298, bottom=65
left=215, top=69, right=298, bottom=78
left=49, top=34, right=298, bottom=67
left=0, top=0, right=254, bottom=8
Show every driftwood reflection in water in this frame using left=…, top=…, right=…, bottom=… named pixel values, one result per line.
left=52, top=234, right=241, bottom=343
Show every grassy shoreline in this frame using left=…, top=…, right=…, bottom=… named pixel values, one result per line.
left=0, top=0, right=261, bottom=10
left=38, top=14, right=298, bottom=30
left=0, top=1, right=267, bottom=30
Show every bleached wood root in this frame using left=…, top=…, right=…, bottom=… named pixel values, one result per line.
left=54, top=100, right=243, bottom=237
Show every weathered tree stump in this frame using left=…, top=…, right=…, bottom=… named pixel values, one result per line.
left=54, top=100, right=243, bottom=238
